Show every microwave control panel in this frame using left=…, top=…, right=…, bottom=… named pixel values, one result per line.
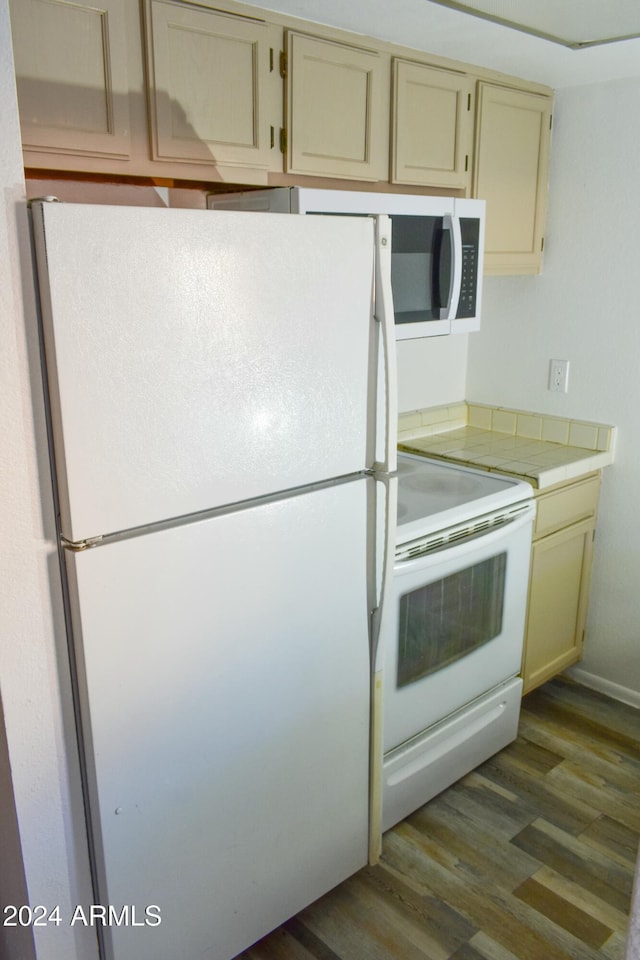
left=457, top=219, right=480, bottom=319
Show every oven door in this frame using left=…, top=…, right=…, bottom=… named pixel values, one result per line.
left=383, top=503, right=535, bottom=754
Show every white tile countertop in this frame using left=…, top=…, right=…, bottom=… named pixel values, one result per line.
left=398, top=402, right=616, bottom=489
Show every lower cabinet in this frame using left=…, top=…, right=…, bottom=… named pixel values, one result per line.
left=522, top=473, right=600, bottom=694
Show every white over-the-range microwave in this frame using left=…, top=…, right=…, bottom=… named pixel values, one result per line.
left=207, top=188, right=485, bottom=340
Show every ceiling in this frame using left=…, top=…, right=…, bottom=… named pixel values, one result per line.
left=428, top=0, right=640, bottom=49
left=258, top=0, right=640, bottom=88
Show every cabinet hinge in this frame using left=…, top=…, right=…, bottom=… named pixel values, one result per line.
left=279, top=127, right=287, bottom=154
left=279, top=51, right=287, bottom=79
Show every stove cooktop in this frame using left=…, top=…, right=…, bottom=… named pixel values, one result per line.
left=396, top=452, right=534, bottom=543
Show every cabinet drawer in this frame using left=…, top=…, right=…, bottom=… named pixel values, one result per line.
left=534, top=474, right=600, bottom=539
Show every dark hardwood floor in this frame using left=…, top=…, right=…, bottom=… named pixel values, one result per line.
left=237, top=678, right=639, bottom=960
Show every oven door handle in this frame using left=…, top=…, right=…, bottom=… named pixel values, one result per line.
left=395, top=503, right=536, bottom=575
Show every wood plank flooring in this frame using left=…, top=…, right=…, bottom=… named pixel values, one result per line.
left=236, top=678, right=639, bottom=960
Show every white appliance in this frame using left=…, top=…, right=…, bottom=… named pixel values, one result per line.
left=207, top=187, right=485, bottom=339
left=30, top=200, right=397, bottom=960
left=381, top=453, right=535, bottom=832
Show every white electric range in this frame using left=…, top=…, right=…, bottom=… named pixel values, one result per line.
left=381, top=452, right=536, bottom=831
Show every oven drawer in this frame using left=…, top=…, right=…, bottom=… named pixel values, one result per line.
left=382, top=677, right=522, bottom=831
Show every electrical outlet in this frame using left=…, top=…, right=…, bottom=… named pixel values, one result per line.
left=549, top=359, right=570, bottom=393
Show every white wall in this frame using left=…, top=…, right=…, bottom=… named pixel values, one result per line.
left=466, top=76, right=640, bottom=702
left=0, top=2, right=97, bottom=957
left=397, top=334, right=468, bottom=412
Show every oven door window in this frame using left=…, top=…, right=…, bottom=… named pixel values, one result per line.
left=397, top=552, right=507, bottom=688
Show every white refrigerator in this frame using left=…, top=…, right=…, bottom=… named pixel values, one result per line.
left=31, top=200, right=397, bottom=960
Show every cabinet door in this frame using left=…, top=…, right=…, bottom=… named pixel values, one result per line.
left=392, top=59, right=473, bottom=190
left=145, top=0, right=271, bottom=171
left=10, top=0, right=131, bottom=159
left=285, top=31, right=389, bottom=181
left=473, top=83, right=552, bottom=275
left=522, top=517, right=595, bottom=694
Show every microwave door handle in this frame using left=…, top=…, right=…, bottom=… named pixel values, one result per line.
left=439, top=214, right=463, bottom=321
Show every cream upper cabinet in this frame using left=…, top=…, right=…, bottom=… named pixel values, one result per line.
left=473, top=82, right=552, bottom=275
left=284, top=30, right=389, bottom=181
left=144, top=0, right=272, bottom=173
left=522, top=474, right=599, bottom=695
left=10, top=0, right=131, bottom=159
left=391, top=59, right=473, bottom=190
left=10, top=0, right=554, bottom=215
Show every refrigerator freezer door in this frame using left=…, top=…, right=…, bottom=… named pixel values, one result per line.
left=32, top=202, right=376, bottom=543
left=65, top=479, right=371, bottom=960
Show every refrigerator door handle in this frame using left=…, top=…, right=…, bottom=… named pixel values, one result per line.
left=373, top=215, right=398, bottom=475
left=369, top=472, right=398, bottom=863
left=370, top=473, right=397, bottom=675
